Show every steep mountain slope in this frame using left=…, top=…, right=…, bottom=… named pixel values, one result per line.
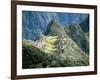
left=85, top=32, right=89, bottom=41
left=80, top=15, right=89, bottom=32
left=45, top=20, right=89, bottom=66
left=22, top=20, right=89, bottom=68
left=22, top=40, right=53, bottom=68
left=46, top=20, right=66, bottom=36
left=64, top=24, right=89, bottom=54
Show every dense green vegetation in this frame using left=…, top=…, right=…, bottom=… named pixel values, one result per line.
left=22, top=39, right=89, bottom=69
left=64, top=24, right=89, bottom=54
left=22, top=20, right=89, bottom=68
left=22, top=40, right=52, bottom=68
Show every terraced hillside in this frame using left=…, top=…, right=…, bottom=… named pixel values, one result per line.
left=22, top=20, right=89, bottom=68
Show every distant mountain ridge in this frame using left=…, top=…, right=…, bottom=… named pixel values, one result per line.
left=22, top=11, right=89, bottom=40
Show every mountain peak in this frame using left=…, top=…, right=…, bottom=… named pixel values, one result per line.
left=48, top=20, right=60, bottom=28
left=45, top=20, right=65, bottom=37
